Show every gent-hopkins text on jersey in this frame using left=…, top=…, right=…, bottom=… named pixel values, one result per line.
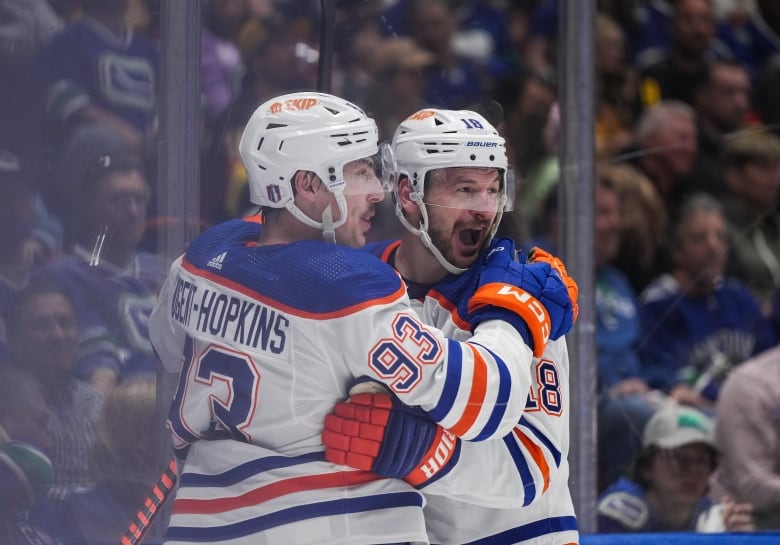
left=170, top=273, right=289, bottom=355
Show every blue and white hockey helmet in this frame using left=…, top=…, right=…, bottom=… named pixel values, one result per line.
left=239, top=92, right=395, bottom=231
left=392, top=108, right=512, bottom=214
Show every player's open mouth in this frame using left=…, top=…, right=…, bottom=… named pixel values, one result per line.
left=458, top=228, right=484, bottom=248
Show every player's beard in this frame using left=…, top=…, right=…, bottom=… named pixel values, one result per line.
left=427, top=217, right=491, bottom=270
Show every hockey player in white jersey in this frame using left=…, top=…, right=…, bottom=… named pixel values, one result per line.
left=148, top=92, right=577, bottom=545
left=323, top=107, right=580, bottom=544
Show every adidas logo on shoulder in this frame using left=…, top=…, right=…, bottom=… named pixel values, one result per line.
left=207, top=251, right=227, bottom=270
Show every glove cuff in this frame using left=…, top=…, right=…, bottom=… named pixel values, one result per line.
left=468, top=282, right=550, bottom=357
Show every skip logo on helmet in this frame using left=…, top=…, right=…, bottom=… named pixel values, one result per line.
left=270, top=97, right=318, bottom=113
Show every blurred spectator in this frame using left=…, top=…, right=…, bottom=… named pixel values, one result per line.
left=451, top=0, right=515, bottom=81
left=40, top=136, right=164, bottom=393
left=697, top=59, right=753, bottom=137
left=199, top=0, right=248, bottom=226
left=39, top=0, right=159, bottom=156
left=0, top=0, right=63, bottom=161
left=220, top=10, right=318, bottom=218
left=715, top=0, right=780, bottom=77
left=405, top=0, right=491, bottom=108
left=365, top=38, right=436, bottom=140
left=595, top=13, right=641, bottom=159
left=4, top=276, right=104, bottom=500
left=0, top=363, right=51, bottom=451
left=205, top=0, right=252, bottom=44
left=606, top=162, right=670, bottom=294
left=753, top=53, right=780, bottom=135
left=0, top=440, right=59, bottom=545
left=624, top=100, right=700, bottom=220
left=526, top=0, right=674, bottom=80
left=32, top=376, right=161, bottom=543
left=380, top=0, right=515, bottom=82
left=711, top=342, right=780, bottom=529
left=689, top=58, right=753, bottom=199
left=751, top=1, right=780, bottom=131
left=721, top=130, right=780, bottom=307
left=598, top=404, right=754, bottom=533
left=638, top=0, right=733, bottom=108
left=595, top=171, right=661, bottom=491
left=638, top=193, right=776, bottom=411
left=0, top=150, right=54, bottom=350
left=201, top=4, right=245, bottom=124
left=332, top=3, right=388, bottom=111
left=499, top=72, right=558, bottom=239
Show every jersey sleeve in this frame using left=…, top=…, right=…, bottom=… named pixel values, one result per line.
left=408, top=338, right=569, bottom=508
left=334, top=287, right=534, bottom=443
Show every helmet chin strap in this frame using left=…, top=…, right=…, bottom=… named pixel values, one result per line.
left=285, top=191, right=348, bottom=244
left=396, top=192, right=508, bottom=276
left=395, top=195, right=467, bottom=275
left=321, top=204, right=336, bottom=243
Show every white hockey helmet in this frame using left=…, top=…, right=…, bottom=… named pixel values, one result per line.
left=239, top=92, right=391, bottom=240
left=392, top=108, right=511, bottom=273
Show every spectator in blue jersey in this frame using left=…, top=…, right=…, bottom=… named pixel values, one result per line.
left=31, top=375, right=160, bottom=544
left=598, top=404, right=754, bottom=533
left=405, top=0, right=490, bottom=109
left=638, top=193, right=777, bottom=412
left=715, top=0, right=780, bottom=78
left=595, top=169, right=662, bottom=492
left=41, top=136, right=163, bottom=394
left=39, top=0, right=158, bottom=155
left=4, top=276, right=104, bottom=500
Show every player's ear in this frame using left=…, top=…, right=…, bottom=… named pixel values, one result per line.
left=397, top=176, right=420, bottom=215
left=293, top=171, right=322, bottom=203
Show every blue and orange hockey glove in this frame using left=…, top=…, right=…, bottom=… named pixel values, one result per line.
left=468, top=238, right=577, bottom=357
left=528, top=246, right=579, bottom=324
left=323, top=389, right=459, bottom=488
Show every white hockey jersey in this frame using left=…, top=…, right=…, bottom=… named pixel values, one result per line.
left=368, top=240, right=579, bottom=545
left=149, top=219, right=537, bottom=545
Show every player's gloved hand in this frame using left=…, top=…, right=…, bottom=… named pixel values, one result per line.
left=468, top=238, right=575, bottom=357
left=528, top=246, right=579, bottom=326
left=323, top=391, right=460, bottom=488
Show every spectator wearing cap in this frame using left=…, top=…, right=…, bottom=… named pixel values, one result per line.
left=598, top=404, right=754, bottom=533
left=38, top=141, right=163, bottom=394
left=0, top=440, right=59, bottom=545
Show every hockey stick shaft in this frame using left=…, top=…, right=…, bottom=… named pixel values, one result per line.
left=120, top=457, right=178, bottom=545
